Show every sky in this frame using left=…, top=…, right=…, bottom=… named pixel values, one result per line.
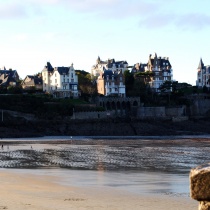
left=1, top=0, right=210, bottom=85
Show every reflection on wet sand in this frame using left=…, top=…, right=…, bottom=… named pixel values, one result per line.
left=0, top=138, right=209, bottom=172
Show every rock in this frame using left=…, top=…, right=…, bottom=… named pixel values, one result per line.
left=190, top=163, right=210, bottom=201
left=199, top=201, right=210, bottom=210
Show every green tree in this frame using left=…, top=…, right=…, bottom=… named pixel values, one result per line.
left=124, top=70, right=134, bottom=96
left=76, top=70, right=97, bottom=100
left=134, top=71, right=154, bottom=84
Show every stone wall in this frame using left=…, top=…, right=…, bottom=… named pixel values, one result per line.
left=137, top=106, right=186, bottom=119
left=191, top=99, right=210, bottom=116
left=71, top=111, right=116, bottom=119
left=165, top=106, right=186, bottom=117
left=137, top=107, right=166, bottom=118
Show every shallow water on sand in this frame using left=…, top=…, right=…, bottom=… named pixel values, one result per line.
left=2, top=168, right=189, bottom=197
left=0, top=136, right=210, bottom=197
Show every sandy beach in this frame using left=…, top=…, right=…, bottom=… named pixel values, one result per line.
left=0, top=137, right=208, bottom=210
left=0, top=170, right=197, bottom=210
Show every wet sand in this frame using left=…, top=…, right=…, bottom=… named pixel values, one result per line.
left=0, top=170, right=197, bottom=210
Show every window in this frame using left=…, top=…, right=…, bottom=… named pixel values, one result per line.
left=63, top=79, right=65, bottom=82
left=120, top=77, right=122, bottom=81
left=71, top=79, right=74, bottom=82
left=55, top=73, right=56, bottom=77
left=109, top=88, right=112, bottom=92
left=50, top=80, right=52, bottom=83
left=71, top=73, right=73, bottom=78
left=67, top=79, right=69, bottom=82
left=55, top=79, right=57, bottom=83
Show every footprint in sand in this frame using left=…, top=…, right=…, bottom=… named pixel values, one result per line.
left=64, top=198, right=85, bottom=201
left=0, top=206, right=8, bottom=209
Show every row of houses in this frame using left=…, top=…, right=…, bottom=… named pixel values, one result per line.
left=0, top=52, right=182, bottom=98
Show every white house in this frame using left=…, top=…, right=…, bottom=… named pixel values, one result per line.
left=196, top=58, right=210, bottom=89
left=91, top=56, right=128, bottom=77
left=42, top=62, right=79, bottom=98
left=132, top=53, right=173, bottom=92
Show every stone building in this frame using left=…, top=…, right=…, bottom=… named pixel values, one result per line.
left=0, top=67, right=19, bottom=87
left=196, top=58, right=210, bottom=89
left=21, top=74, right=43, bottom=90
left=97, top=70, right=126, bottom=97
left=132, top=53, right=173, bottom=92
left=42, top=62, right=79, bottom=98
left=91, top=56, right=128, bottom=77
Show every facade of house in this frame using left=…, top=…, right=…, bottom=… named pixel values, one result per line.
left=42, top=62, right=79, bottom=98
left=21, top=74, right=43, bottom=90
left=97, top=70, right=126, bottom=97
left=132, top=53, right=173, bottom=92
left=0, top=67, right=19, bottom=87
left=196, top=58, right=210, bottom=89
left=91, top=56, right=128, bottom=77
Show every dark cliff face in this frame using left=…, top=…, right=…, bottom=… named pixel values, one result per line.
left=0, top=117, right=210, bottom=138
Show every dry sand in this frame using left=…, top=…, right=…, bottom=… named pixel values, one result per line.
left=0, top=170, right=197, bottom=210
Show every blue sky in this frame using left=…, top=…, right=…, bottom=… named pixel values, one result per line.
left=1, top=0, right=210, bottom=85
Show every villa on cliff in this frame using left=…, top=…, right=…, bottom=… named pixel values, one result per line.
left=42, top=62, right=79, bottom=98
left=91, top=56, right=128, bottom=77
left=132, top=53, right=173, bottom=92
left=97, top=70, right=126, bottom=97
left=196, top=58, right=210, bottom=89
left=0, top=67, right=19, bottom=87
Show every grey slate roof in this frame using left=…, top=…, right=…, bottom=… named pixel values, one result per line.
left=97, top=57, right=128, bottom=68
left=56, top=67, right=69, bottom=75
left=198, top=58, right=204, bottom=69
left=102, top=70, right=120, bottom=80
left=0, top=69, right=19, bottom=86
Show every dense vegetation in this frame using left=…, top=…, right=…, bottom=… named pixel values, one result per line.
left=124, top=70, right=209, bottom=107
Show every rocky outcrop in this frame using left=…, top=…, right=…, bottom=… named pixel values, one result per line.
left=190, top=163, right=210, bottom=210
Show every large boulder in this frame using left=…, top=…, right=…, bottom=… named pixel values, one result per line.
left=190, top=163, right=210, bottom=201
